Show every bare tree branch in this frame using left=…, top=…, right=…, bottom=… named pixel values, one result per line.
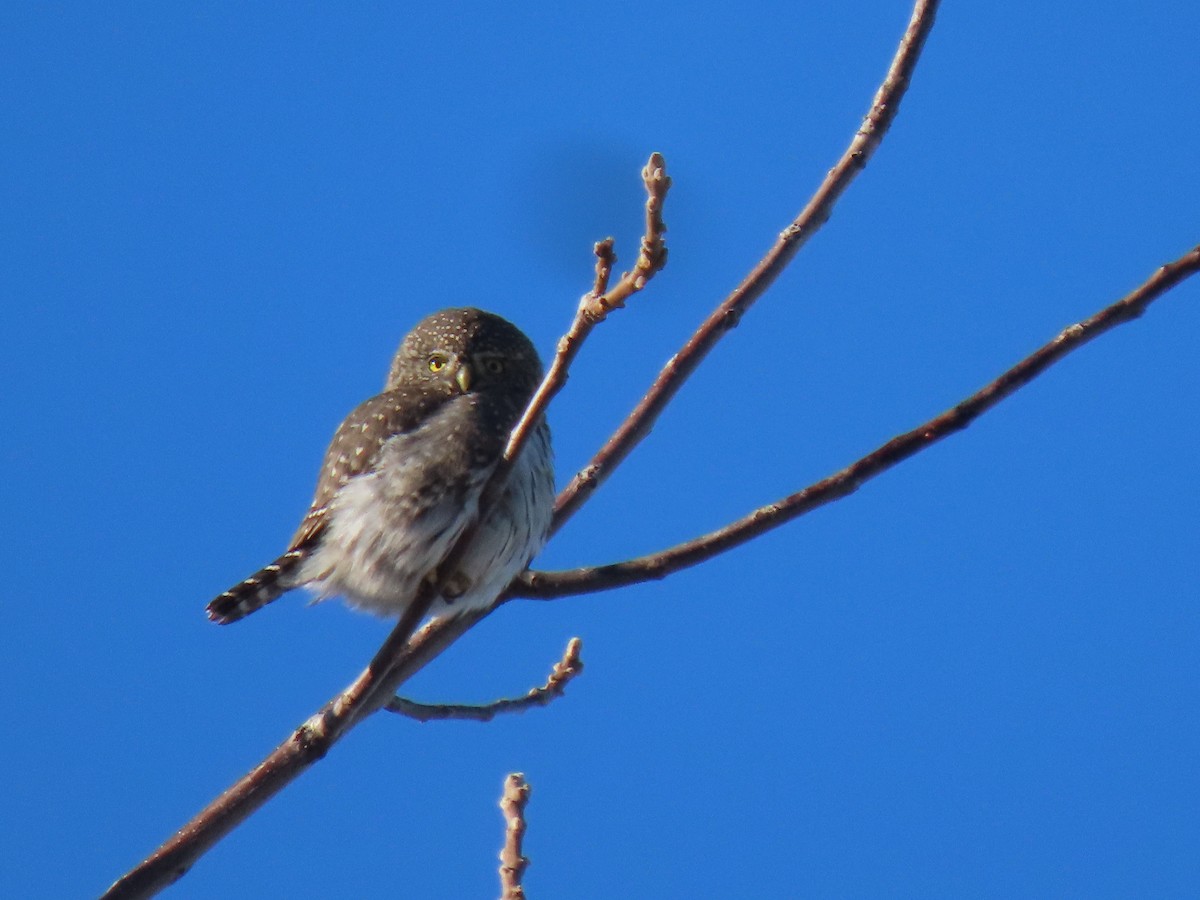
left=97, top=0, right=1195, bottom=889
left=100, top=156, right=671, bottom=900
left=498, top=774, right=533, bottom=900
left=105, top=2, right=943, bottom=888
left=101, top=4, right=940, bottom=895
left=548, top=0, right=941, bottom=537
left=387, top=637, right=584, bottom=723
left=515, top=243, right=1200, bottom=601
left=100, top=614, right=444, bottom=900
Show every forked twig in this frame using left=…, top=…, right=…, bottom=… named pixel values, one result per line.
left=387, top=638, right=584, bottom=722
left=509, top=153, right=670, bottom=463
left=516, top=243, right=1200, bottom=600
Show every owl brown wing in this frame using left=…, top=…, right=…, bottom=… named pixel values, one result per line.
left=288, top=387, right=452, bottom=549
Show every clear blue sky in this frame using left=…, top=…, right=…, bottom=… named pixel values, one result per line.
left=3, top=3, right=1198, bottom=898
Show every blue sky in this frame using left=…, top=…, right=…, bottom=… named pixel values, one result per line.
left=3, top=3, right=1198, bottom=898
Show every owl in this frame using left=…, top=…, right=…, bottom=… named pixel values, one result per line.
left=207, top=307, right=554, bottom=625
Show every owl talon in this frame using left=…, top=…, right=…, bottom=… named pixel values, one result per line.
left=423, top=568, right=473, bottom=601
left=442, top=571, right=473, bottom=600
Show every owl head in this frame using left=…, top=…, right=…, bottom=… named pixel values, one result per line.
left=386, top=307, right=544, bottom=402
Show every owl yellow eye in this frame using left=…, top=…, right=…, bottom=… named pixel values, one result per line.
left=482, top=358, right=505, bottom=375
left=428, top=355, right=448, bottom=373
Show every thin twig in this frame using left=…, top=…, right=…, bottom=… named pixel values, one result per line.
left=498, top=774, right=532, bottom=900
left=515, top=243, right=1200, bottom=600
left=549, top=0, right=940, bottom=537
left=99, top=156, right=671, bottom=900
left=387, top=637, right=584, bottom=722
left=507, top=154, right=670, bottom=464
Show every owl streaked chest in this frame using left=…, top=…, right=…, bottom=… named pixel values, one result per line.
left=300, top=397, right=553, bottom=618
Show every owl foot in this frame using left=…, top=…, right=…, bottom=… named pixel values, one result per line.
left=425, top=568, right=473, bottom=600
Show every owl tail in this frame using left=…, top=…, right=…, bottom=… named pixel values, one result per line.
left=207, top=548, right=308, bottom=625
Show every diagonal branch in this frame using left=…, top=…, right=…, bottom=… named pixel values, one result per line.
left=100, top=612, right=448, bottom=900
left=100, top=155, right=671, bottom=900
left=515, top=243, right=1200, bottom=601
left=387, top=637, right=584, bottom=723
left=548, top=0, right=941, bottom=537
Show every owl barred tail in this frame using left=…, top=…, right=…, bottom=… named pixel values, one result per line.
left=207, top=549, right=308, bottom=625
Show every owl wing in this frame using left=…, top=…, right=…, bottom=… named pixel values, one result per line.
left=288, top=387, right=451, bottom=550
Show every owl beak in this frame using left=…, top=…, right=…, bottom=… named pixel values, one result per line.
left=455, top=363, right=473, bottom=393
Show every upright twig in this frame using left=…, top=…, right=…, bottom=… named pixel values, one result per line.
left=498, top=774, right=533, bottom=900
left=549, top=0, right=940, bottom=536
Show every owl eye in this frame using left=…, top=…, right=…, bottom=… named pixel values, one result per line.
left=427, top=354, right=449, bottom=373
left=481, top=357, right=505, bottom=375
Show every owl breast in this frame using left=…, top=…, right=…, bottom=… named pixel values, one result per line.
left=298, top=413, right=554, bottom=620
left=442, top=420, right=554, bottom=615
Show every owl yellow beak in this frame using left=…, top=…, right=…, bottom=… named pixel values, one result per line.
left=455, top=363, right=472, bottom=393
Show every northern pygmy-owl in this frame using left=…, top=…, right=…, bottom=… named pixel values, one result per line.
left=207, top=307, right=554, bottom=625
